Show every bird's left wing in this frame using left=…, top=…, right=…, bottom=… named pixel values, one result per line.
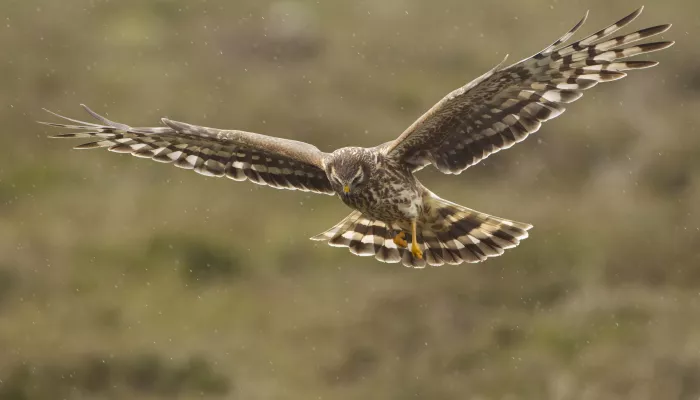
left=40, top=105, right=335, bottom=194
left=384, top=7, right=673, bottom=174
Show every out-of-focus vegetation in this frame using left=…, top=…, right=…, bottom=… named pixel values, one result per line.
left=0, top=0, right=698, bottom=398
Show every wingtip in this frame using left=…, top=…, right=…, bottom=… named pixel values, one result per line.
left=651, top=41, right=676, bottom=52
left=651, top=23, right=673, bottom=35
left=41, top=107, right=66, bottom=119
left=641, top=60, right=660, bottom=69
left=37, top=120, right=66, bottom=131
left=79, top=103, right=99, bottom=116
left=78, top=104, right=132, bottom=130
left=160, top=117, right=185, bottom=131
left=612, top=6, right=645, bottom=28
left=629, top=6, right=645, bottom=21
left=577, top=10, right=590, bottom=28
left=80, top=103, right=100, bottom=119
left=39, top=107, right=104, bottom=127
left=160, top=117, right=177, bottom=129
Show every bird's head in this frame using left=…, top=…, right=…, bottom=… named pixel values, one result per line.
left=325, top=147, right=373, bottom=196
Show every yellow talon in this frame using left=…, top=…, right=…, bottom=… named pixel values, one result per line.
left=411, top=242, right=423, bottom=259
left=410, top=220, right=422, bottom=259
left=393, top=231, right=408, bottom=248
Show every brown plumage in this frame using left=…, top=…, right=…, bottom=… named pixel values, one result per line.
left=40, top=7, right=673, bottom=267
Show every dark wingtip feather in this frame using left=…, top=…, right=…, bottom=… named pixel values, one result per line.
left=80, top=104, right=131, bottom=130
left=534, top=10, right=589, bottom=59
left=38, top=121, right=69, bottom=128
left=40, top=108, right=102, bottom=127
left=640, top=24, right=672, bottom=37
left=575, top=10, right=590, bottom=32
left=566, top=11, right=589, bottom=38
left=626, top=60, right=660, bottom=69
left=107, top=143, right=135, bottom=153
left=497, top=53, right=509, bottom=69
left=598, top=71, right=627, bottom=81
left=74, top=141, right=104, bottom=150
left=625, top=6, right=644, bottom=23
left=49, top=132, right=85, bottom=138
left=612, top=6, right=644, bottom=29
left=639, top=41, right=675, bottom=54
left=161, top=118, right=197, bottom=134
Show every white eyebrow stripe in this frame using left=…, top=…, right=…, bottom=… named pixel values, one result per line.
left=329, top=165, right=341, bottom=184
left=352, top=166, right=363, bottom=181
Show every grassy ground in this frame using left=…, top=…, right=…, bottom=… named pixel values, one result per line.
left=1, top=0, right=699, bottom=398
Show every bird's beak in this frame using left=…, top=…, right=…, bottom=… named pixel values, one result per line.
left=343, top=185, right=350, bottom=194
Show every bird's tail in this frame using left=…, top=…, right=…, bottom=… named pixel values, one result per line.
left=310, top=195, right=532, bottom=268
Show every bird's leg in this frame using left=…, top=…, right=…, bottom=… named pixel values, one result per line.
left=411, top=220, right=423, bottom=259
left=392, top=231, right=408, bottom=248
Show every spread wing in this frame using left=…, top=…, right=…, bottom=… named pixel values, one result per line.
left=40, top=105, right=334, bottom=194
left=384, top=7, right=674, bottom=174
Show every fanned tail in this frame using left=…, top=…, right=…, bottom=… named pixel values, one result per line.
left=311, top=196, right=532, bottom=268
left=418, top=195, right=532, bottom=267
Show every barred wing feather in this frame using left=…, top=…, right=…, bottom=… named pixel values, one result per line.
left=41, top=105, right=334, bottom=195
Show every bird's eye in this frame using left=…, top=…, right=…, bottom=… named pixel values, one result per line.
left=350, top=167, right=363, bottom=185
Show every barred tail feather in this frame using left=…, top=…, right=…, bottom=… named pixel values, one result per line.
left=420, top=196, right=532, bottom=266
left=311, top=198, right=532, bottom=268
left=310, top=211, right=406, bottom=265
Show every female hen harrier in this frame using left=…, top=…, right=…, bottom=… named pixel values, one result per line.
left=42, top=8, right=672, bottom=267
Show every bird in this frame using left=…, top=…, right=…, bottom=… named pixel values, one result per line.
left=40, top=7, right=673, bottom=268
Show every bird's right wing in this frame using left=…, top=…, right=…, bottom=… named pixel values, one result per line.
left=40, top=105, right=335, bottom=195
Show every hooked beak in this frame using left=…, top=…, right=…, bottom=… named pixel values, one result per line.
left=343, top=185, right=350, bottom=194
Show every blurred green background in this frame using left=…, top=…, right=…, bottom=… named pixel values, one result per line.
left=1, top=0, right=698, bottom=399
